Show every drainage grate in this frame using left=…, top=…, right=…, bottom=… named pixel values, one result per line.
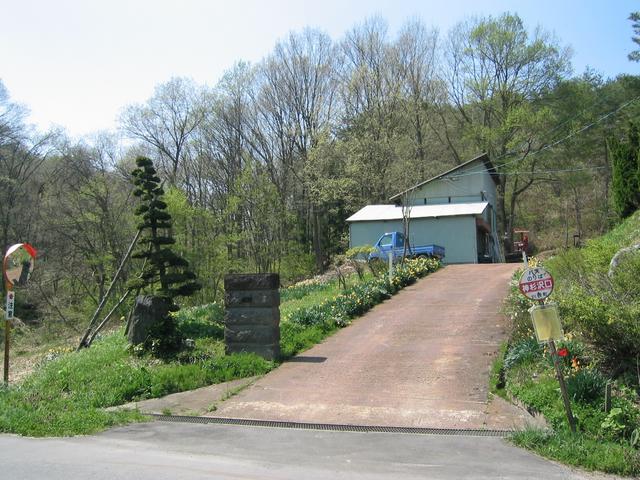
left=149, top=414, right=513, bottom=437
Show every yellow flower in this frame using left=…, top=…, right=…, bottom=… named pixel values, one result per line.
left=571, top=357, right=580, bottom=371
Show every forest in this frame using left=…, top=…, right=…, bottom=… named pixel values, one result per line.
left=1, top=12, right=640, bottom=331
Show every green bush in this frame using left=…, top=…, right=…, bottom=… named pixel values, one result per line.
left=504, top=338, right=543, bottom=370
left=503, top=281, right=536, bottom=343
left=279, top=246, right=316, bottom=284
left=566, top=369, right=607, bottom=404
left=174, top=303, right=224, bottom=340
left=544, top=211, right=640, bottom=374
left=287, top=258, right=439, bottom=329
left=501, top=212, right=640, bottom=475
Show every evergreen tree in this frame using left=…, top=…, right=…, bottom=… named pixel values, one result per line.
left=128, top=156, right=201, bottom=354
left=629, top=12, right=640, bottom=62
left=609, top=123, right=640, bottom=219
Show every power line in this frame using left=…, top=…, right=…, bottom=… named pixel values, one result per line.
left=496, top=165, right=608, bottom=176
left=441, top=95, right=640, bottom=181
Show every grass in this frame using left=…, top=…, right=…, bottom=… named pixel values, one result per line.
left=495, top=351, right=640, bottom=476
left=279, top=273, right=370, bottom=321
left=0, top=332, right=273, bottom=436
left=512, top=428, right=640, bottom=476
left=0, top=259, right=440, bottom=437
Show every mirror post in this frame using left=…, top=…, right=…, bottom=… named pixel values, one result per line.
left=4, top=287, right=11, bottom=385
left=2, top=243, right=36, bottom=385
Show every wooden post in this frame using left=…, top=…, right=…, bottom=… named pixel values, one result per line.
left=77, top=229, right=141, bottom=350
left=548, top=338, right=577, bottom=433
left=4, top=288, right=13, bottom=385
left=388, top=251, right=394, bottom=282
left=3, top=317, right=9, bottom=384
left=604, top=382, right=612, bottom=413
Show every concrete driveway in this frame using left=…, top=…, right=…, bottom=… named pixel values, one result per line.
left=211, top=264, right=529, bottom=429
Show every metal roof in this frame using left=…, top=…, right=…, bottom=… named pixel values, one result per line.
left=389, top=153, right=499, bottom=202
left=346, top=202, right=489, bottom=222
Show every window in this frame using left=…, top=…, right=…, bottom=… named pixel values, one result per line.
left=379, top=234, right=393, bottom=248
left=395, top=233, right=405, bottom=248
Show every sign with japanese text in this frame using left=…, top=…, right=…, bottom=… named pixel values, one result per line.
left=5, top=291, right=15, bottom=320
left=518, top=267, right=554, bottom=300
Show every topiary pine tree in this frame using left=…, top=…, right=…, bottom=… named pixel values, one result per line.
left=128, top=156, right=201, bottom=354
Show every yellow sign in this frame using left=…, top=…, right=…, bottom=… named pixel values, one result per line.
left=529, top=303, right=563, bottom=342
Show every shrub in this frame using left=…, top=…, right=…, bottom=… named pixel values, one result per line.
left=174, top=303, right=224, bottom=340
left=279, top=246, right=316, bottom=284
left=504, top=337, right=543, bottom=370
left=566, top=369, right=607, bottom=404
left=346, top=245, right=376, bottom=280
left=503, top=280, right=536, bottom=343
left=288, top=258, right=440, bottom=329
left=128, top=157, right=201, bottom=356
left=543, top=212, right=640, bottom=374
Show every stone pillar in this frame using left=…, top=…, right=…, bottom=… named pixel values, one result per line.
left=224, top=273, right=280, bottom=360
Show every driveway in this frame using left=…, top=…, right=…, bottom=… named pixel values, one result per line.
left=211, top=264, right=528, bottom=429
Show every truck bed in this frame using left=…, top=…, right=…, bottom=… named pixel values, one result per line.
left=370, top=245, right=445, bottom=260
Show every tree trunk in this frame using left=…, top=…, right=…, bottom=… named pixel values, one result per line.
left=311, top=204, right=323, bottom=272
left=573, top=186, right=583, bottom=240
left=496, top=181, right=508, bottom=253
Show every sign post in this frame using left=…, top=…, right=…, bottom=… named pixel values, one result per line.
left=518, top=257, right=576, bottom=433
left=4, top=290, right=14, bottom=384
left=3, top=243, right=37, bottom=385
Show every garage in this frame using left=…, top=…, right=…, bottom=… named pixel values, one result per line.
left=347, top=153, right=503, bottom=264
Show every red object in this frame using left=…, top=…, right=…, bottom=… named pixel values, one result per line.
left=3, top=243, right=37, bottom=289
left=518, top=267, right=554, bottom=300
left=557, top=348, right=569, bottom=357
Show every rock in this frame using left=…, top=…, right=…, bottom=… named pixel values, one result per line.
left=608, top=244, right=640, bottom=278
left=127, top=295, right=171, bottom=345
left=224, top=274, right=280, bottom=291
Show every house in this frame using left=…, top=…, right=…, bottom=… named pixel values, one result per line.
left=346, top=153, right=503, bottom=264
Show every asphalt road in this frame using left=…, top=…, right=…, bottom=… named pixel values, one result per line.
left=0, top=421, right=604, bottom=480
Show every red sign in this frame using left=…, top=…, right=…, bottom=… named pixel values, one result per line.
left=518, top=267, right=554, bottom=300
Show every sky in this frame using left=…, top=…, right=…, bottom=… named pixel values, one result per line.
left=1, top=0, right=639, bottom=138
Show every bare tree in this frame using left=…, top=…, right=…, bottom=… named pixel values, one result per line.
left=338, top=17, right=405, bottom=203
left=120, top=77, right=206, bottom=186
left=244, top=28, right=339, bottom=270
left=0, top=81, right=57, bottom=258
left=393, top=20, right=439, bottom=176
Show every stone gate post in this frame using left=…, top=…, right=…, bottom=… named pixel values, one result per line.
left=224, top=273, right=280, bottom=360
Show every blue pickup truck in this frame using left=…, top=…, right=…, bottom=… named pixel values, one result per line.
left=369, top=231, right=445, bottom=261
